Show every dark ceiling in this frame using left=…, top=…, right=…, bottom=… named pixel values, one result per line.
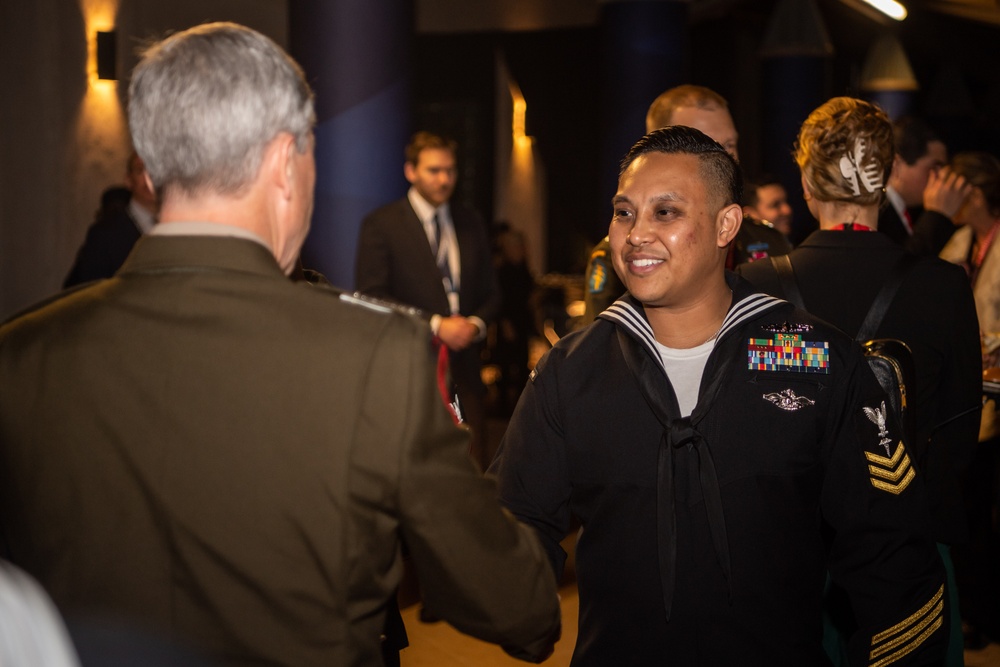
left=412, top=0, right=1000, bottom=270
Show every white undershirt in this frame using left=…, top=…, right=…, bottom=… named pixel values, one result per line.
left=655, top=338, right=715, bottom=417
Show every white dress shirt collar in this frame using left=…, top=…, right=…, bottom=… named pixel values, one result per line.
left=885, top=186, right=912, bottom=234
left=128, top=199, right=157, bottom=235
left=407, top=187, right=450, bottom=229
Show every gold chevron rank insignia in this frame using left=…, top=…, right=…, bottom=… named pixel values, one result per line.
left=868, top=585, right=944, bottom=666
left=865, top=441, right=915, bottom=495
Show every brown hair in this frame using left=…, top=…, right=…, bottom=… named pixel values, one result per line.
left=951, top=151, right=1000, bottom=217
left=645, top=85, right=729, bottom=133
left=795, top=97, right=893, bottom=206
left=405, top=131, right=457, bottom=166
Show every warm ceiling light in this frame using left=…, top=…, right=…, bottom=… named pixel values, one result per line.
left=861, top=0, right=907, bottom=21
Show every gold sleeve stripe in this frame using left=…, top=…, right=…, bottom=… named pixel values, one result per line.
left=870, top=600, right=943, bottom=659
left=869, top=615, right=943, bottom=667
left=864, top=442, right=906, bottom=467
left=868, top=585, right=944, bottom=666
left=869, top=453, right=912, bottom=481
left=872, top=585, right=943, bottom=642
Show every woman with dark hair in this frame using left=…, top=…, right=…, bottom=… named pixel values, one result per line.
left=939, top=150, right=1000, bottom=651
left=941, top=152, right=1000, bottom=351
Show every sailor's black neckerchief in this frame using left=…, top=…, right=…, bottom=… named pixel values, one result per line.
left=598, top=274, right=785, bottom=621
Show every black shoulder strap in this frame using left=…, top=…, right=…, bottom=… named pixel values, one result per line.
left=771, top=252, right=920, bottom=342
left=769, top=254, right=806, bottom=310
left=856, top=253, right=920, bottom=342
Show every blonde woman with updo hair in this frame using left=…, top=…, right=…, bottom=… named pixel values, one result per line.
left=795, top=96, right=894, bottom=226
left=739, top=96, right=981, bottom=667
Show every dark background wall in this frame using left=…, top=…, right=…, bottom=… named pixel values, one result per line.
left=2, top=0, right=999, bottom=317
left=411, top=27, right=602, bottom=273
left=406, top=0, right=1000, bottom=273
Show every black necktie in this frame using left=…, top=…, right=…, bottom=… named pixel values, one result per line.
left=431, top=212, right=441, bottom=254
left=615, top=326, right=733, bottom=621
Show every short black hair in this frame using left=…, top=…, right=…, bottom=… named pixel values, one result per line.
left=743, top=173, right=783, bottom=207
left=893, top=116, right=942, bottom=165
left=620, top=125, right=743, bottom=208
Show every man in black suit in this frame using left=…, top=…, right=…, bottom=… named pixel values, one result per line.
left=63, top=151, right=157, bottom=287
left=356, top=132, right=499, bottom=470
left=879, top=116, right=972, bottom=255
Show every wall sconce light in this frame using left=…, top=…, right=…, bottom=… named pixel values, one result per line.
left=510, top=84, right=533, bottom=148
left=96, top=30, right=117, bottom=80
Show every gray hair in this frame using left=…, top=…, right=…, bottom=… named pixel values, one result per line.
left=128, top=22, right=315, bottom=197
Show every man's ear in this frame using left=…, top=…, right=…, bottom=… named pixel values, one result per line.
left=266, top=133, right=297, bottom=199
left=403, top=161, right=416, bottom=184
left=717, top=203, right=742, bottom=247
left=888, top=154, right=904, bottom=188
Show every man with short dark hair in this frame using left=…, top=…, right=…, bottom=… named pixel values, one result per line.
left=356, top=131, right=499, bottom=470
left=491, top=125, right=947, bottom=665
left=0, top=22, right=559, bottom=667
left=880, top=116, right=972, bottom=255
left=583, top=85, right=789, bottom=324
left=743, top=174, right=793, bottom=238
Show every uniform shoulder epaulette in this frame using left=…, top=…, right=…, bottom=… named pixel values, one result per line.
left=338, top=291, right=424, bottom=318
left=1, top=281, right=94, bottom=327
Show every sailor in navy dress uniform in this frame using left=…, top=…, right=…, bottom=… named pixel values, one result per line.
left=490, top=126, right=947, bottom=666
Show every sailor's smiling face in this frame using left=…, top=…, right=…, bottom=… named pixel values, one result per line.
left=609, top=151, right=738, bottom=310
